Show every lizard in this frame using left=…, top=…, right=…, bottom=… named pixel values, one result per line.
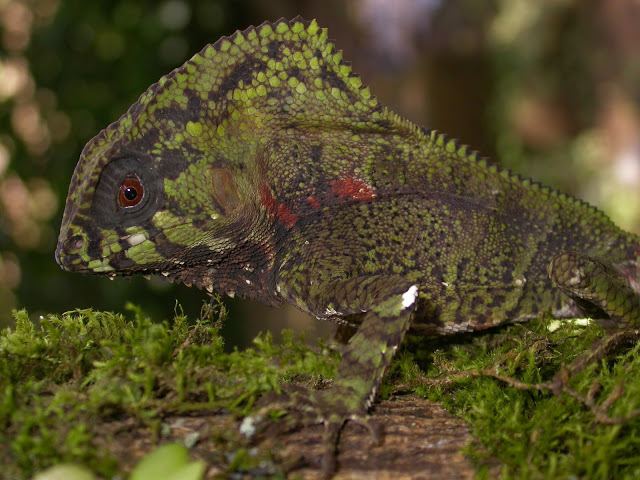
left=55, top=17, right=640, bottom=475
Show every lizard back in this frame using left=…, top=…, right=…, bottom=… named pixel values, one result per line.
left=54, top=17, right=640, bottom=334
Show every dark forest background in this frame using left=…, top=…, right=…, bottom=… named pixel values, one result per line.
left=1, top=0, right=639, bottom=345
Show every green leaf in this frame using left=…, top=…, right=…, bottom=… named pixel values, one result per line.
left=167, top=461, right=206, bottom=480
left=129, top=444, right=189, bottom=480
left=32, top=464, right=96, bottom=480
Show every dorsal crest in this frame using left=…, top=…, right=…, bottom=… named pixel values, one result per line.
left=67, top=17, right=401, bottom=207
left=134, top=17, right=386, bottom=136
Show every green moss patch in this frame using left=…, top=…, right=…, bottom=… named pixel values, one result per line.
left=0, top=300, right=336, bottom=479
left=3, top=304, right=640, bottom=479
left=389, top=317, right=640, bottom=479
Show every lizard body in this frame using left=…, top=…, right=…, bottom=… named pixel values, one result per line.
left=55, top=17, right=640, bottom=473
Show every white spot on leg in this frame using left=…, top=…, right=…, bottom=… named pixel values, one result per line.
left=401, top=285, right=418, bottom=309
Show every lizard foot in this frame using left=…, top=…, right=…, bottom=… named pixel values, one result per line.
left=317, top=411, right=382, bottom=476
left=242, top=387, right=382, bottom=478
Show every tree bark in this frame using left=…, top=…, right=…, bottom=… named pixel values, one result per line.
left=98, top=396, right=477, bottom=479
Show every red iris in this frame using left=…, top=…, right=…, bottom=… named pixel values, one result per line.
left=118, top=175, right=144, bottom=207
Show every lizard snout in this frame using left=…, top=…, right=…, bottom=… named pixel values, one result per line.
left=55, top=232, right=87, bottom=271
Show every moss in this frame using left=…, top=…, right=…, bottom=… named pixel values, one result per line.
left=0, top=299, right=336, bottom=479
left=389, top=316, right=640, bottom=479
left=3, top=303, right=640, bottom=479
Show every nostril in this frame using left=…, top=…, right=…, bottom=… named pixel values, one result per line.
left=55, top=233, right=85, bottom=269
left=64, top=234, right=85, bottom=252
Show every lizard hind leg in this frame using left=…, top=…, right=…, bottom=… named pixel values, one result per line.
left=549, top=251, right=640, bottom=326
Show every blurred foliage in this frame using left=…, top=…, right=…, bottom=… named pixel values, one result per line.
left=488, top=0, right=640, bottom=227
left=0, top=0, right=257, bottom=325
left=0, top=0, right=639, bottom=327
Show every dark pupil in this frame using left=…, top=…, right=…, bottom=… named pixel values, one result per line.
left=124, top=186, right=138, bottom=201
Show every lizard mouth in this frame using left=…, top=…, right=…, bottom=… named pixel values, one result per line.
left=55, top=231, right=118, bottom=275
left=56, top=231, right=176, bottom=278
left=56, top=245, right=160, bottom=278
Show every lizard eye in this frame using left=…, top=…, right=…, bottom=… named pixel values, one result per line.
left=118, top=175, right=144, bottom=208
left=92, top=156, right=161, bottom=228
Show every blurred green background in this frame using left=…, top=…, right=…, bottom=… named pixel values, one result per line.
left=1, top=0, right=639, bottom=342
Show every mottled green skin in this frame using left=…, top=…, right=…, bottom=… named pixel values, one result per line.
left=56, top=17, right=640, bottom=472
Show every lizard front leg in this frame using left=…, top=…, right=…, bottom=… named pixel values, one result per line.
left=269, top=275, right=419, bottom=475
left=308, top=276, right=418, bottom=410
left=549, top=251, right=640, bottom=325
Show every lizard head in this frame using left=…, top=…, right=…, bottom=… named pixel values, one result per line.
left=56, top=17, right=382, bottom=288
left=54, top=54, right=247, bottom=279
left=54, top=113, right=240, bottom=278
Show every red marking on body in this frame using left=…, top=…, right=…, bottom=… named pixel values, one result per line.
left=306, top=195, right=321, bottom=209
left=276, top=204, right=298, bottom=228
left=330, top=177, right=376, bottom=201
left=260, top=184, right=298, bottom=229
left=259, top=184, right=277, bottom=212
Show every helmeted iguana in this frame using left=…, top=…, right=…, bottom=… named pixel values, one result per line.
left=55, top=17, right=640, bottom=473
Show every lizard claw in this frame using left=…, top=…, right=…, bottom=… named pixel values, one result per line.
left=242, top=388, right=382, bottom=478
left=348, top=413, right=383, bottom=445
left=316, top=412, right=383, bottom=478
left=320, top=420, right=342, bottom=477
